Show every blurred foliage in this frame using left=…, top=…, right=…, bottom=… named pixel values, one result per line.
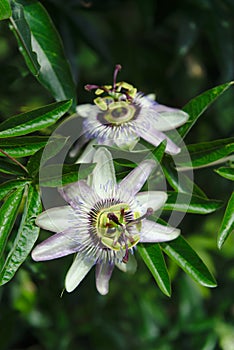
left=0, top=0, right=234, bottom=349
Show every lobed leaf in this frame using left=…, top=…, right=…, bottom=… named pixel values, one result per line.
left=0, top=184, right=42, bottom=285
left=164, top=192, right=223, bottom=214
left=138, top=243, right=171, bottom=296
left=0, top=179, right=30, bottom=201
left=0, top=0, right=12, bottom=20
left=0, top=136, right=49, bottom=158
left=178, top=81, right=234, bottom=140
left=175, top=138, right=234, bottom=169
left=217, top=192, right=234, bottom=249
left=39, top=163, right=96, bottom=187
left=0, top=157, right=27, bottom=175
left=0, top=187, right=25, bottom=261
left=0, top=100, right=72, bottom=138
left=9, top=0, right=40, bottom=75
left=161, top=236, right=217, bottom=288
left=17, top=0, right=77, bottom=110
left=215, top=167, right=234, bottom=181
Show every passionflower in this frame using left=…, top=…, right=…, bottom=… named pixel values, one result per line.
left=76, top=64, right=189, bottom=155
left=32, top=148, right=180, bottom=295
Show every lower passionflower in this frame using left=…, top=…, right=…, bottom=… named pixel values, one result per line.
left=32, top=148, right=180, bottom=295
left=76, top=64, right=189, bottom=155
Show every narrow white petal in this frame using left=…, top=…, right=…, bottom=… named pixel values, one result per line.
left=76, top=104, right=99, bottom=118
left=58, top=180, right=97, bottom=208
left=137, top=125, right=181, bottom=155
left=115, top=254, right=137, bottom=274
left=31, top=229, right=81, bottom=261
left=75, top=139, right=96, bottom=164
left=65, top=253, right=94, bottom=292
left=92, top=147, right=116, bottom=198
left=35, top=206, right=75, bottom=233
left=95, top=261, right=114, bottom=295
left=140, top=219, right=180, bottom=242
left=119, top=159, right=155, bottom=195
left=136, top=191, right=168, bottom=213
left=150, top=107, right=189, bottom=131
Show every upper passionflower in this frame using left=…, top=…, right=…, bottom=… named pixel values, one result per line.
left=32, top=148, right=180, bottom=295
left=76, top=64, right=189, bottom=155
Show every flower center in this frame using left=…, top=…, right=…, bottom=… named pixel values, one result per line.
left=90, top=202, right=153, bottom=263
left=98, top=100, right=137, bottom=125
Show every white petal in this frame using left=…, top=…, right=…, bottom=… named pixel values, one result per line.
left=95, top=261, right=114, bottom=295
left=58, top=180, right=97, bottom=208
left=137, top=124, right=181, bottom=155
left=119, top=159, right=155, bottom=195
left=115, top=254, right=137, bottom=274
left=91, top=147, right=116, bottom=198
left=31, top=229, right=81, bottom=261
left=150, top=106, right=189, bottom=131
left=136, top=191, right=168, bottom=212
left=140, top=219, right=180, bottom=242
left=75, top=139, right=96, bottom=163
left=76, top=104, right=99, bottom=118
left=65, top=253, right=94, bottom=292
left=35, top=206, right=75, bottom=233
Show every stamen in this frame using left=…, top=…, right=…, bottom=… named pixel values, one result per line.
left=113, top=64, right=122, bottom=91
left=127, top=207, right=153, bottom=227
left=107, top=212, right=122, bottom=226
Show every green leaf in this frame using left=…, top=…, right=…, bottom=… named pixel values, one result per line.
left=0, top=100, right=72, bottom=138
left=0, top=187, right=24, bottom=260
left=0, top=136, right=49, bottom=157
left=152, top=140, right=167, bottom=163
left=0, top=0, right=12, bottom=20
left=17, top=0, right=76, bottom=110
left=9, top=0, right=40, bottom=75
left=27, top=135, right=69, bottom=176
left=164, top=192, right=223, bottom=214
left=161, top=236, right=217, bottom=288
left=217, top=192, right=234, bottom=249
left=175, top=138, right=234, bottom=169
left=178, top=81, right=234, bottom=139
left=215, top=167, right=234, bottom=181
left=0, top=157, right=26, bottom=175
left=0, top=184, right=41, bottom=285
left=162, top=159, right=207, bottom=198
left=138, top=243, right=171, bottom=297
left=0, top=179, right=30, bottom=201
left=39, top=163, right=96, bottom=187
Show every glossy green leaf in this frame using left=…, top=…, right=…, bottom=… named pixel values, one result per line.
left=138, top=243, right=171, bottom=296
left=164, top=192, right=223, bottom=214
left=27, top=135, right=69, bottom=176
left=215, top=167, right=234, bottom=181
left=9, top=0, right=40, bottom=75
left=17, top=0, right=76, bottom=110
left=0, top=0, right=12, bottom=20
left=0, top=184, right=41, bottom=285
left=0, top=136, right=49, bottom=157
left=175, top=138, right=234, bottom=169
left=161, top=236, right=217, bottom=288
left=0, top=179, right=30, bottom=201
left=39, top=163, right=96, bottom=187
left=178, top=81, right=234, bottom=139
left=162, top=160, right=207, bottom=198
left=217, top=192, right=234, bottom=249
left=0, top=187, right=24, bottom=259
left=0, top=157, right=26, bottom=175
left=152, top=140, right=167, bottom=163
left=0, top=100, right=72, bottom=138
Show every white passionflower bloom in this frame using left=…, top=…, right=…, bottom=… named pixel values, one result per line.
left=32, top=148, right=180, bottom=295
left=76, top=64, right=189, bottom=155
